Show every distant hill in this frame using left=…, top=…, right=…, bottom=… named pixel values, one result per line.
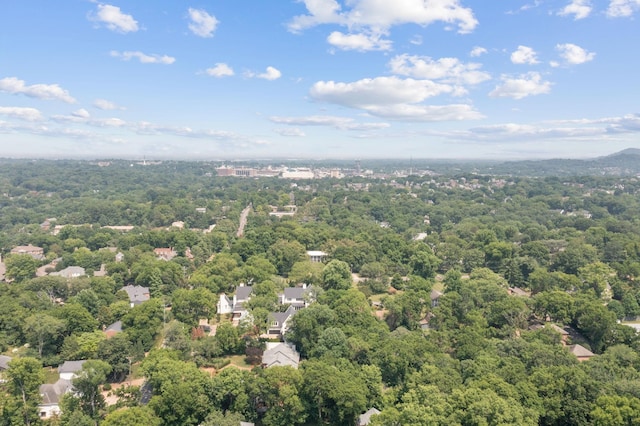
left=470, top=148, right=640, bottom=177
left=604, top=148, right=640, bottom=158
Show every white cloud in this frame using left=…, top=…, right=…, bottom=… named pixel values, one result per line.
left=461, top=122, right=606, bottom=141
left=311, top=76, right=453, bottom=108
left=0, top=106, right=43, bottom=121
left=470, top=46, right=487, bottom=57
left=246, top=66, right=282, bottom=80
left=187, top=8, right=218, bottom=38
left=507, top=0, right=543, bottom=14
left=410, top=35, right=423, bottom=45
left=389, top=54, right=491, bottom=86
left=607, top=0, right=640, bottom=17
left=274, top=128, right=306, bottom=137
left=72, top=108, right=91, bottom=119
left=0, top=77, right=76, bottom=103
left=489, top=72, right=552, bottom=99
left=327, top=31, right=392, bottom=51
left=556, top=43, right=595, bottom=64
left=269, top=115, right=390, bottom=130
left=90, top=4, right=139, bottom=33
left=309, top=76, right=482, bottom=121
left=110, top=51, right=176, bottom=64
left=510, top=45, right=539, bottom=65
left=606, top=113, right=640, bottom=132
left=93, top=99, right=125, bottom=110
left=558, top=0, right=592, bottom=19
left=206, top=63, right=235, bottom=77
left=366, top=104, right=484, bottom=121
left=288, top=0, right=478, bottom=35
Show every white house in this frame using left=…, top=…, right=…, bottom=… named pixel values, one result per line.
left=217, top=294, right=233, bottom=315
left=38, top=361, right=86, bottom=420
left=306, top=250, right=327, bottom=263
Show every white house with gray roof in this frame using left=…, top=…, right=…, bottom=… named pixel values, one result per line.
left=38, top=360, right=86, bottom=420
left=278, top=285, right=314, bottom=310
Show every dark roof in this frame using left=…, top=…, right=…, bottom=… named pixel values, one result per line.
left=122, top=285, right=150, bottom=304
left=106, top=321, right=122, bottom=333
left=39, top=379, right=73, bottom=405
left=235, top=285, right=253, bottom=301
left=283, top=287, right=306, bottom=299
left=270, top=305, right=297, bottom=327
left=58, top=360, right=86, bottom=375
left=0, top=355, right=12, bottom=370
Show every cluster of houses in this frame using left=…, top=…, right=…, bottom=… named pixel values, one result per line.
left=0, top=243, right=600, bottom=424
left=216, top=283, right=316, bottom=368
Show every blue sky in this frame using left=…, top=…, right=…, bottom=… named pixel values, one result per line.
left=1, top=0, right=639, bottom=160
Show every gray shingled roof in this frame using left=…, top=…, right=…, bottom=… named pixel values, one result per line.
left=58, top=360, right=86, bottom=375
left=39, top=379, right=73, bottom=405
left=121, top=285, right=150, bottom=304
left=106, top=321, right=122, bottom=333
left=0, top=355, right=12, bottom=370
left=262, top=343, right=300, bottom=368
left=283, top=287, right=306, bottom=299
left=235, top=285, right=253, bottom=301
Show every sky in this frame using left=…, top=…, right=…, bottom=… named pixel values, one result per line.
left=1, top=0, right=639, bottom=160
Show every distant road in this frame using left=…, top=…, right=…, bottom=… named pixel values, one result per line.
left=237, top=204, right=252, bottom=237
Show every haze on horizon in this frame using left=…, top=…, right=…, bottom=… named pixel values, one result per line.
left=1, top=1, right=639, bottom=160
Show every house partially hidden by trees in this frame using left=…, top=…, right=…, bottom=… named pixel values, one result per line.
left=11, top=244, right=45, bottom=260
left=121, top=285, right=150, bottom=307
left=306, top=250, right=326, bottom=263
left=261, top=342, right=300, bottom=368
left=38, top=360, right=86, bottom=420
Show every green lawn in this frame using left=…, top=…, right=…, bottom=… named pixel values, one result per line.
left=43, top=367, right=59, bottom=384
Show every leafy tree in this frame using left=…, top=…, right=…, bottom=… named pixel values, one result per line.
left=4, top=357, right=45, bottom=426
left=23, top=313, right=66, bottom=357
left=199, top=409, right=246, bottom=426
left=170, top=287, right=216, bottom=327
left=4, top=254, right=39, bottom=283
left=591, top=395, right=640, bottom=426
left=163, top=320, right=192, bottom=358
left=321, top=259, right=352, bottom=291
left=215, top=322, right=242, bottom=355
left=286, top=303, right=337, bottom=357
left=258, top=366, right=307, bottom=426
left=578, top=262, right=615, bottom=297
left=409, top=249, right=440, bottom=279
left=71, top=360, right=112, bottom=421
left=533, top=291, right=576, bottom=324
left=301, top=358, right=369, bottom=425
left=102, top=407, right=162, bottom=426
left=97, top=333, right=133, bottom=382
left=211, top=367, right=257, bottom=420
left=288, top=260, right=323, bottom=286
left=267, top=239, right=306, bottom=276
left=121, top=299, right=164, bottom=351
left=622, top=293, right=640, bottom=318
left=55, top=303, right=99, bottom=335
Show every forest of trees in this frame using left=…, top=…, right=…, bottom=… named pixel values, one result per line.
left=3, top=159, right=640, bottom=425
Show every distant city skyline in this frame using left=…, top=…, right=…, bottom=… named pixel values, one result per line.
left=1, top=1, right=639, bottom=160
